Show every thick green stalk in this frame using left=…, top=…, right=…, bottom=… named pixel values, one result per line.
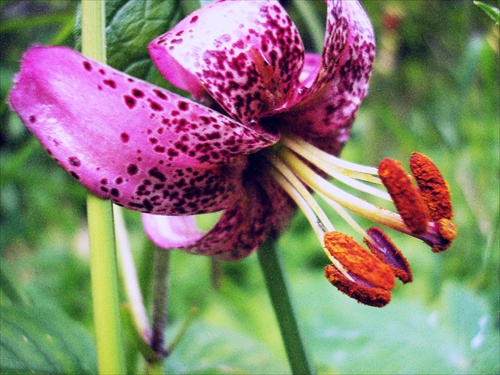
left=258, top=236, right=316, bottom=375
left=82, top=1, right=126, bottom=374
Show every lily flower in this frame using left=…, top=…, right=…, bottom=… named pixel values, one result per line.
left=9, top=0, right=456, bottom=307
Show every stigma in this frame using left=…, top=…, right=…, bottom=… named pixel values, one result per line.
left=264, top=134, right=456, bottom=307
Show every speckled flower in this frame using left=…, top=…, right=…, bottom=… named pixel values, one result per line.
left=9, top=0, right=455, bottom=307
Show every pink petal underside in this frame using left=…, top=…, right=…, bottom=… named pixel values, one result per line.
left=149, top=0, right=304, bottom=126
left=142, top=181, right=272, bottom=260
left=142, top=214, right=204, bottom=248
left=9, top=46, right=279, bottom=215
left=278, top=0, right=375, bottom=155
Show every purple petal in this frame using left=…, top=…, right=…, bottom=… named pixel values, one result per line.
left=9, top=46, right=278, bottom=215
left=149, top=0, right=304, bottom=125
left=278, top=0, right=375, bottom=155
left=143, top=182, right=271, bottom=260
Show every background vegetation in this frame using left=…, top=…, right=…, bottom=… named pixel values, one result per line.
left=1, top=0, right=498, bottom=373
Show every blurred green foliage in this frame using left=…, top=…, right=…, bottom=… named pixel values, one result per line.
left=1, top=1, right=498, bottom=374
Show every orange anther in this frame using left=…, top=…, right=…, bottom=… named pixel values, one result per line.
left=324, top=231, right=395, bottom=291
left=410, top=152, right=453, bottom=221
left=378, top=158, right=430, bottom=235
left=324, top=265, right=391, bottom=307
left=365, top=227, right=412, bottom=284
left=431, top=218, right=457, bottom=253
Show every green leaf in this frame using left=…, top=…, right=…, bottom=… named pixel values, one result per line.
left=164, top=320, right=289, bottom=374
left=293, top=274, right=499, bottom=374
left=75, top=0, right=183, bottom=87
left=0, top=303, right=97, bottom=374
left=474, top=1, right=500, bottom=24
left=0, top=266, right=29, bottom=307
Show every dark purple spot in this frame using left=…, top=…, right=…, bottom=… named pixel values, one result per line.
left=143, top=199, right=153, bottom=211
left=124, top=95, right=136, bottom=109
left=132, top=88, right=144, bottom=98
left=190, top=15, right=198, bottom=23
left=149, top=137, right=158, bottom=144
left=154, top=145, right=165, bottom=153
left=178, top=101, right=189, bottom=111
left=168, top=148, right=179, bottom=157
left=100, top=187, right=109, bottom=193
left=115, top=177, right=123, bottom=184
left=153, top=89, right=167, bottom=100
left=111, top=188, right=120, bottom=197
left=99, top=68, right=105, bottom=75
left=83, top=61, right=92, bottom=71
left=100, top=178, right=108, bottom=184
left=29, top=115, right=36, bottom=123
left=149, top=167, right=166, bottom=182
left=127, top=164, right=138, bottom=175
left=70, top=171, right=80, bottom=180
left=150, top=101, right=163, bottom=111
left=121, top=132, right=130, bottom=143
left=103, top=79, right=116, bottom=89
left=69, top=157, right=81, bottom=167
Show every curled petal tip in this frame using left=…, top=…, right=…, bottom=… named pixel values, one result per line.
left=365, top=227, right=413, bottom=284
left=410, top=152, right=453, bottom=221
left=378, top=158, right=431, bottom=235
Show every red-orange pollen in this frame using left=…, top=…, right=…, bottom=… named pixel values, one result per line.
left=410, top=152, right=453, bottom=221
left=323, top=231, right=395, bottom=307
left=378, top=158, right=430, bottom=234
left=378, top=153, right=457, bottom=252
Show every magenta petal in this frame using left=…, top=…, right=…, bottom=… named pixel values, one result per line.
left=143, top=182, right=271, bottom=260
left=149, top=0, right=304, bottom=125
left=9, top=46, right=278, bottom=214
left=142, top=214, right=204, bottom=248
left=278, top=0, right=375, bottom=155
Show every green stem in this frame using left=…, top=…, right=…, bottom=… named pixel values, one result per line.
left=258, top=235, right=316, bottom=375
left=151, top=249, right=170, bottom=355
left=82, top=1, right=126, bottom=374
left=146, top=248, right=170, bottom=374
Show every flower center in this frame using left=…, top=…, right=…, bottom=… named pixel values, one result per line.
left=262, top=134, right=457, bottom=306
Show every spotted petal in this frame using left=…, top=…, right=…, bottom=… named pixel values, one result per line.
left=279, top=0, right=375, bottom=155
left=9, top=46, right=278, bottom=215
left=142, top=181, right=271, bottom=260
left=149, top=0, right=304, bottom=125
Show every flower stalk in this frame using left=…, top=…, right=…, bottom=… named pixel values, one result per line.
left=82, top=1, right=126, bottom=374
left=258, top=235, right=316, bottom=375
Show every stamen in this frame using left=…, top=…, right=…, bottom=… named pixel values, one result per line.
left=278, top=148, right=406, bottom=232
left=424, top=218, right=457, bottom=253
left=378, top=158, right=431, bottom=235
left=323, top=231, right=395, bottom=307
left=410, top=152, right=453, bottom=221
left=265, top=162, right=329, bottom=242
left=318, top=192, right=370, bottom=240
left=282, top=135, right=381, bottom=182
left=323, top=232, right=395, bottom=291
left=264, top=152, right=334, bottom=233
left=324, top=265, right=391, bottom=307
left=365, top=227, right=412, bottom=283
